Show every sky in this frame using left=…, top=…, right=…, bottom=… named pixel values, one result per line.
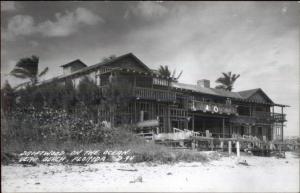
left=1, top=1, right=299, bottom=136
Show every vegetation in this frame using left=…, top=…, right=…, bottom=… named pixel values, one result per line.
left=102, top=72, right=133, bottom=126
left=215, top=72, right=240, bottom=91
left=102, top=54, right=117, bottom=63
left=1, top=81, right=15, bottom=113
left=1, top=105, right=209, bottom=164
left=158, top=65, right=183, bottom=81
left=10, top=55, right=49, bottom=85
left=1, top=72, right=210, bottom=164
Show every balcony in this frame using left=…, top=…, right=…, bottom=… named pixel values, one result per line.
left=253, top=111, right=286, bottom=123
left=272, top=112, right=286, bottom=122
left=134, top=87, right=176, bottom=102
left=230, top=111, right=287, bottom=125
left=189, top=100, right=238, bottom=115
left=100, top=85, right=176, bottom=102
left=230, top=115, right=256, bottom=125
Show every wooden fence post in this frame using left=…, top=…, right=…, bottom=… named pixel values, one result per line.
left=236, top=141, right=240, bottom=157
left=228, top=141, right=232, bottom=155
left=220, top=141, right=224, bottom=151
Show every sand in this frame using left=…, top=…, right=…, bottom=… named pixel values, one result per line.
left=2, top=151, right=299, bottom=192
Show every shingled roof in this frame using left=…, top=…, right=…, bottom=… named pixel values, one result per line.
left=13, top=53, right=288, bottom=107
left=60, top=59, right=87, bottom=68
left=238, top=88, right=260, bottom=98
left=172, top=82, right=244, bottom=99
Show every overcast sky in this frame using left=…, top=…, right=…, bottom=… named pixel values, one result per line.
left=1, top=1, right=299, bottom=136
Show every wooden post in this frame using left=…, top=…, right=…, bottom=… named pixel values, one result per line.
left=220, top=141, right=224, bottom=151
left=167, top=104, right=171, bottom=133
left=192, top=140, right=195, bottom=150
left=236, top=141, right=240, bottom=157
left=205, top=130, right=208, bottom=137
left=249, top=125, right=252, bottom=136
left=192, top=114, right=195, bottom=132
left=228, top=141, right=232, bottom=155
left=222, top=118, right=225, bottom=138
left=210, top=139, right=214, bottom=151
left=281, top=106, right=284, bottom=141
left=140, top=110, right=144, bottom=122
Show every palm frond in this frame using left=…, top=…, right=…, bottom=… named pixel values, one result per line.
left=172, top=69, right=176, bottom=79
left=215, top=71, right=240, bottom=91
left=9, top=73, right=28, bottom=79
left=158, top=65, right=171, bottom=77
left=175, top=70, right=183, bottom=80
left=39, top=67, right=49, bottom=77
left=16, top=55, right=39, bottom=76
left=10, top=68, right=32, bottom=78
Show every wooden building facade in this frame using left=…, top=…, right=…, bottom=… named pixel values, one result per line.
left=21, top=53, right=288, bottom=142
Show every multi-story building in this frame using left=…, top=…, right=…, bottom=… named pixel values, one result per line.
left=16, top=53, right=288, bottom=142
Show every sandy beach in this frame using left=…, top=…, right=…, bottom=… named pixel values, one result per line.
left=2, top=151, right=299, bottom=192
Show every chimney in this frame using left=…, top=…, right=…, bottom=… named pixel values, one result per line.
left=197, top=79, right=210, bottom=88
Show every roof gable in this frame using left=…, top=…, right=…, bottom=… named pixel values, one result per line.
left=239, top=88, right=274, bottom=104
left=60, top=59, right=87, bottom=68
left=96, top=53, right=152, bottom=73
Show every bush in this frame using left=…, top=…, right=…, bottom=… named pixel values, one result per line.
left=2, top=106, right=212, bottom=164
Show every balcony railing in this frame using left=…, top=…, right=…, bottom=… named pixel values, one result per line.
left=230, top=115, right=256, bottom=124
left=231, top=111, right=286, bottom=124
left=253, top=111, right=286, bottom=123
left=100, top=85, right=176, bottom=102
left=189, top=100, right=238, bottom=115
left=134, top=87, right=176, bottom=101
left=272, top=112, right=286, bottom=122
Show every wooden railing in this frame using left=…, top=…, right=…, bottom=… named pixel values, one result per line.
left=231, top=111, right=286, bottom=124
left=100, top=85, right=176, bottom=102
left=189, top=100, right=238, bottom=115
left=272, top=113, right=286, bottom=122
left=253, top=111, right=286, bottom=122
left=134, top=87, right=176, bottom=101
left=230, top=115, right=256, bottom=124
left=170, top=108, right=188, bottom=117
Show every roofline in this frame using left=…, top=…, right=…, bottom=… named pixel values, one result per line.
left=248, top=88, right=274, bottom=104
left=11, top=53, right=289, bottom=107
left=60, top=59, right=87, bottom=67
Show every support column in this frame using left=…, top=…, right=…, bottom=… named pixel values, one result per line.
left=249, top=125, right=252, bottom=136
left=236, top=141, right=240, bottom=157
left=228, top=141, right=232, bottom=155
left=167, top=104, right=171, bottom=133
left=192, top=114, right=195, bottom=132
left=220, top=141, right=224, bottom=151
left=281, top=106, right=284, bottom=141
left=140, top=110, right=144, bottom=122
left=210, top=139, right=214, bottom=151
left=222, top=118, right=225, bottom=138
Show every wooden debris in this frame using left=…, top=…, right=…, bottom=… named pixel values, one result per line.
left=238, top=160, right=250, bottom=166
left=117, top=168, right=138, bottom=172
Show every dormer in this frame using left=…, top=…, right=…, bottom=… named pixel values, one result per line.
left=61, top=59, right=87, bottom=75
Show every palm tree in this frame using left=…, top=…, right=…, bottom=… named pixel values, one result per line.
left=1, top=80, right=15, bottom=113
left=158, top=65, right=183, bottom=81
left=10, top=55, right=48, bottom=85
left=215, top=72, right=240, bottom=91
